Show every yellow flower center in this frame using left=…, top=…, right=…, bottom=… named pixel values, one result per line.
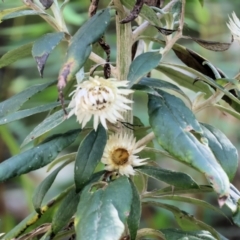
left=112, top=148, right=129, bottom=165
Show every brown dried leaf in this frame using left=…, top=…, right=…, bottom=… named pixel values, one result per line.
left=191, top=36, right=233, bottom=52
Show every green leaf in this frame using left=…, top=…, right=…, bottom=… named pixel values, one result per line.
left=0, top=42, right=33, bottom=68
left=75, top=177, right=132, bottom=240
left=0, top=129, right=80, bottom=182
left=128, top=52, right=162, bottom=87
left=215, top=104, right=240, bottom=121
left=161, top=229, right=221, bottom=240
left=74, top=124, right=107, bottom=192
left=58, top=9, right=111, bottom=88
left=147, top=202, right=221, bottom=239
left=32, top=159, right=72, bottom=213
left=21, top=108, right=68, bottom=146
left=51, top=171, right=104, bottom=236
left=32, top=32, right=65, bottom=77
left=156, top=63, right=213, bottom=98
left=0, top=5, right=27, bottom=23
left=148, top=90, right=230, bottom=202
left=0, top=80, right=56, bottom=118
left=137, top=77, right=190, bottom=102
left=128, top=180, right=141, bottom=240
left=51, top=188, right=80, bottom=235
left=143, top=195, right=228, bottom=221
left=0, top=102, right=61, bottom=125
left=136, top=228, right=166, bottom=239
left=2, top=10, right=46, bottom=20
left=120, top=0, right=160, bottom=26
left=201, top=123, right=238, bottom=181
left=137, top=165, right=199, bottom=189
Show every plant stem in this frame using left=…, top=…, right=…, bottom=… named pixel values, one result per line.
left=113, top=0, right=133, bottom=131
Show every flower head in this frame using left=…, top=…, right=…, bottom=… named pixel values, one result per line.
left=68, top=76, right=133, bottom=130
left=101, top=132, right=148, bottom=177
left=227, top=12, right=240, bottom=43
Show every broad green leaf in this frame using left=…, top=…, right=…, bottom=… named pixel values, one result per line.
left=128, top=180, right=141, bottom=240
left=0, top=102, right=61, bottom=125
left=32, top=32, right=65, bottom=77
left=75, top=177, right=132, bottom=240
left=0, top=42, right=33, bottom=68
left=120, top=0, right=160, bottom=26
left=128, top=52, right=162, bottom=87
left=156, top=63, right=213, bottom=97
left=147, top=202, right=221, bottom=239
left=51, top=171, right=104, bottom=236
left=161, top=229, right=221, bottom=240
left=3, top=186, right=72, bottom=240
left=0, top=80, right=56, bottom=118
left=0, top=129, right=80, bottom=182
left=2, top=10, right=46, bottom=20
left=58, top=9, right=111, bottom=88
left=0, top=5, right=27, bottom=22
left=21, top=108, right=68, bottom=147
left=148, top=90, right=230, bottom=202
left=137, top=165, right=198, bottom=189
left=32, top=159, right=73, bottom=213
left=74, top=124, right=107, bottom=192
left=201, top=123, right=238, bottom=181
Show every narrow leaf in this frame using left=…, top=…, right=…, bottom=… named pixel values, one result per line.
left=191, top=36, right=233, bottom=52
left=32, top=32, right=65, bottom=77
left=2, top=10, right=46, bottom=20
left=58, top=9, right=111, bottom=88
left=0, top=102, right=61, bottom=125
left=74, top=124, right=107, bottom=191
left=128, top=52, right=162, bottom=87
left=0, top=129, right=80, bottom=182
left=148, top=90, right=230, bottom=202
left=0, top=80, right=56, bottom=118
left=0, top=5, right=27, bottom=22
left=32, top=159, right=73, bottom=213
left=21, top=109, right=68, bottom=147
left=120, top=0, right=160, bottom=26
left=137, top=165, right=199, bottom=189
left=201, top=123, right=238, bottom=181
left=0, top=42, right=33, bottom=68
left=128, top=180, right=141, bottom=240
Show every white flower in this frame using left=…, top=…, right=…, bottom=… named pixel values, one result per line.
left=68, top=76, right=133, bottom=130
left=101, top=132, right=148, bottom=177
left=227, top=12, right=240, bottom=42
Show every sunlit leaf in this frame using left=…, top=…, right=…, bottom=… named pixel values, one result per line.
left=32, top=32, right=65, bottom=77
left=74, top=124, right=107, bottom=192
left=0, top=129, right=80, bottom=182
left=201, top=123, right=238, bottom=181
left=0, top=5, right=27, bottom=23
left=148, top=90, right=230, bottom=202
left=0, top=80, right=56, bottom=118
